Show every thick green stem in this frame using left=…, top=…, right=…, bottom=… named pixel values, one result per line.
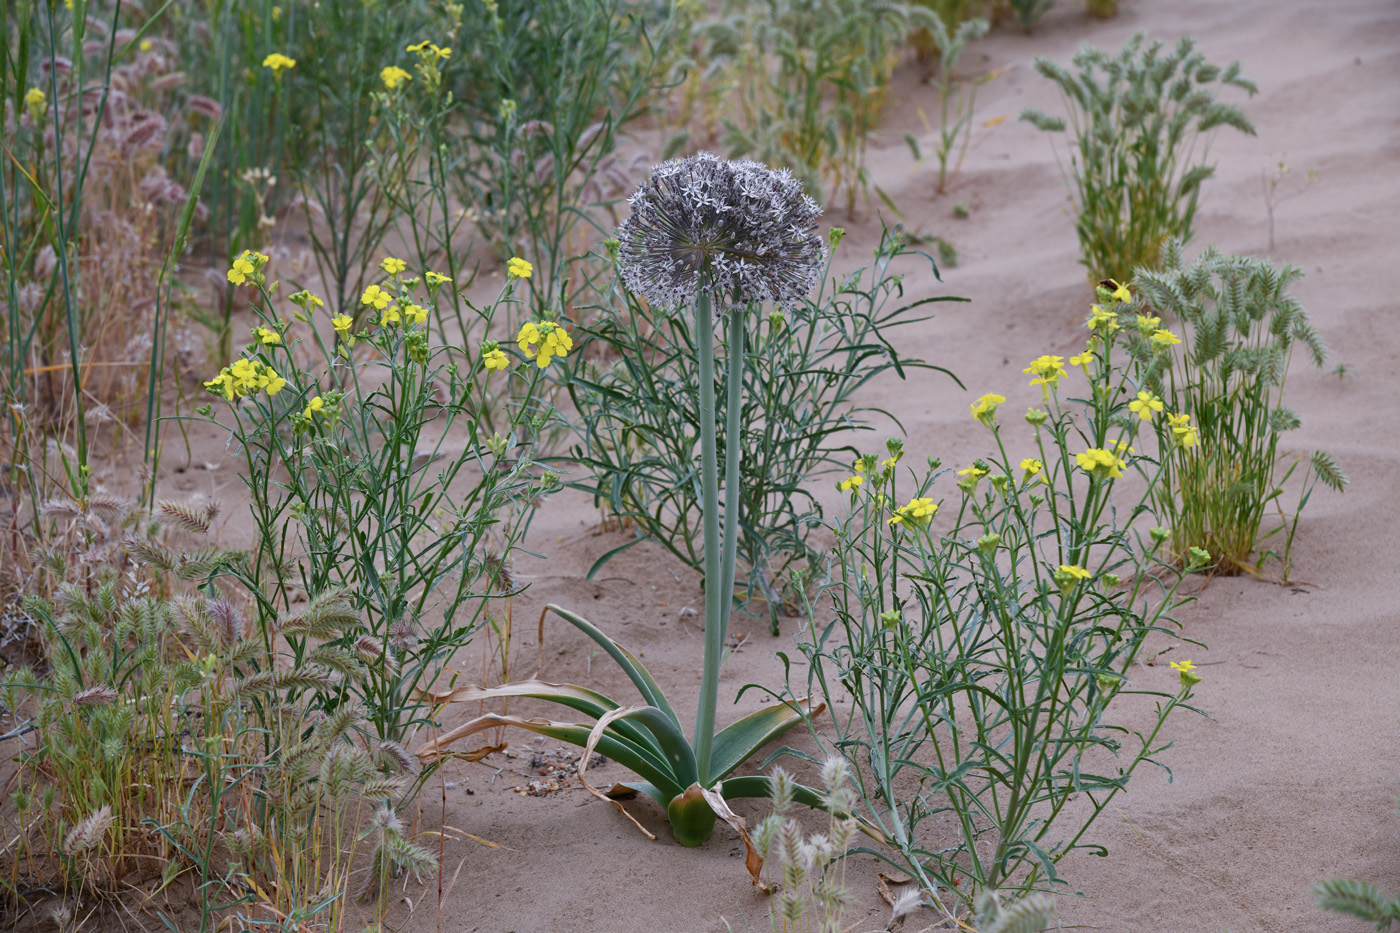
left=718, top=308, right=746, bottom=643
left=692, top=292, right=723, bottom=783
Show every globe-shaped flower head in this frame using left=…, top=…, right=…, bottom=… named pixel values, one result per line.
left=616, top=152, right=827, bottom=314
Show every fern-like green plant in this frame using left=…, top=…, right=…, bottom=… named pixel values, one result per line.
left=1133, top=243, right=1345, bottom=578
left=1314, top=879, right=1400, bottom=930
left=1019, top=33, right=1258, bottom=281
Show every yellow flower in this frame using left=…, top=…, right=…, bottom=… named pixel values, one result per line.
left=380, top=304, right=401, bottom=327
left=1114, top=439, right=1135, bottom=455
left=1023, top=355, right=1067, bottom=393
left=1069, top=349, right=1094, bottom=368
left=24, top=87, right=45, bottom=113
left=425, top=270, right=452, bottom=286
left=1167, top=412, right=1199, bottom=449
left=839, top=474, right=863, bottom=492
left=517, top=320, right=572, bottom=368
left=1110, top=281, right=1132, bottom=303
left=1151, top=328, right=1182, bottom=348
left=381, top=256, right=407, bottom=276
left=331, top=314, right=353, bottom=336
left=970, top=392, right=1006, bottom=427
left=1128, top=390, right=1164, bottom=421
left=360, top=284, right=391, bottom=311
left=888, top=496, right=937, bottom=528
left=1170, top=658, right=1203, bottom=688
left=1075, top=447, right=1126, bottom=480
left=507, top=257, right=533, bottom=280
left=253, top=325, right=281, bottom=346
left=229, top=358, right=258, bottom=391
left=956, top=463, right=987, bottom=494
left=1135, top=313, right=1161, bottom=335
left=264, top=368, right=286, bottom=395
left=203, top=371, right=236, bottom=401
left=1019, top=458, right=1044, bottom=482
left=262, top=53, right=296, bottom=75
left=381, top=66, right=411, bottom=90
left=483, top=348, right=509, bottom=372
left=1055, top=563, right=1092, bottom=592
left=304, top=395, right=324, bottom=418
left=403, top=302, right=428, bottom=325
left=406, top=40, right=450, bottom=59
left=227, top=253, right=257, bottom=286
left=1087, top=304, right=1119, bottom=333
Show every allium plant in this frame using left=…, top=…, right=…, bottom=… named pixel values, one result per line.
left=422, top=154, right=831, bottom=855
left=789, top=283, right=1208, bottom=915
left=569, top=222, right=958, bottom=634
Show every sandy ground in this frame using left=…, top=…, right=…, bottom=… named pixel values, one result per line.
left=19, top=0, right=1400, bottom=930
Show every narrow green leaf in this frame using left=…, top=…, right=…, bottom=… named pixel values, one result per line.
left=541, top=604, right=681, bottom=729
left=708, top=698, right=822, bottom=784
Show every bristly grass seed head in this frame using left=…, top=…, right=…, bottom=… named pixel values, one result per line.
left=616, top=152, right=826, bottom=314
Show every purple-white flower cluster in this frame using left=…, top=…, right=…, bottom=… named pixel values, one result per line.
left=616, top=152, right=826, bottom=314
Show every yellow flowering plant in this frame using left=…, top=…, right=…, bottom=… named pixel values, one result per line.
left=196, top=258, right=561, bottom=748
left=786, top=281, right=1210, bottom=916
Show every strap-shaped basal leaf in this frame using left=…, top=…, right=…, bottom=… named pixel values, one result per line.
left=708, top=697, right=824, bottom=784
left=414, top=713, right=683, bottom=799
left=589, top=703, right=699, bottom=788
left=419, top=679, right=657, bottom=758
left=540, top=604, right=681, bottom=729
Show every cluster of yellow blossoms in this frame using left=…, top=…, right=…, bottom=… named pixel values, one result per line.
left=1075, top=447, right=1127, bottom=480
left=204, top=358, right=286, bottom=402
left=227, top=249, right=270, bottom=287
left=888, top=497, right=937, bottom=528
left=208, top=248, right=567, bottom=409
left=516, top=320, right=573, bottom=369
left=24, top=87, right=45, bottom=120
left=262, top=53, right=296, bottom=76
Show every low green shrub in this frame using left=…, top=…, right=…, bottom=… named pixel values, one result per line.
left=1133, top=242, right=1346, bottom=577
left=702, top=0, right=934, bottom=213
left=1020, top=34, right=1257, bottom=281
